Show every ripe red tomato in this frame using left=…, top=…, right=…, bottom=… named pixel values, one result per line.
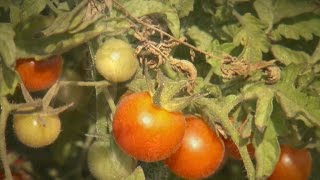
left=13, top=112, right=61, bottom=148
left=223, top=137, right=255, bottom=160
left=0, top=172, right=23, bottom=180
left=15, top=55, right=63, bottom=92
left=165, top=115, right=225, bottom=179
left=112, top=92, right=185, bottom=162
left=223, top=116, right=255, bottom=160
left=268, top=145, right=312, bottom=180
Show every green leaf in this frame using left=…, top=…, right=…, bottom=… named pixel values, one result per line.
left=14, top=15, right=107, bottom=60
left=254, top=0, right=316, bottom=25
left=254, top=118, right=280, bottom=179
left=168, top=0, right=194, bottom=18
left=186, top=25, right=212, bottom=52
left=0, top=23, right=15, bottom=68
left=242, top=84, right=274, bottom=131
left=10, top=0, right=47, bottom=25
left=124, top=0, right=180, bottom=37
left=253, top=0, right=274, bottom=25
left=311, top=41, right=320, bottom=63
left=186, top=26, right=236, bottom=75
left=275, top=64, right=320, bottom=127
left=125, top=166, right=145, bottom=180
left=271, top=45, right=310, bottom=65
left=0, top=65, right=19, bottom=96
left=40, top=1, right=88, bottom=36
left=271, top=18, right=320, bottom=41
left=233, top=13, right=270, bottom=62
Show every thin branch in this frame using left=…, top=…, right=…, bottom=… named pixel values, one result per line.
left=112, top=0, right=225, bottom=61
left=60, top=80, right=111, bottom=87
left=0, top=97, right=13, bottom=180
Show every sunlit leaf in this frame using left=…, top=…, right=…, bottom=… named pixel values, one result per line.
left=233, top=13, right=270, bottom=62
left=271, top=45, right=310, bottom=65
left=124, top=0, right=180, bottom=37
left=275, top=64, right=320, bottom=127
left=254, top=0, right=316, bottom=25
left=254, top=118, right=280, bottom=179
left=125, top=166, right=145, bottom=180
left=168, top=0, right=194, bottom=18
left=271, top=18, right=320, bottom=41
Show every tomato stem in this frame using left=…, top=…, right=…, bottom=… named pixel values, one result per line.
left=0, top=97, right=13, bottom=180
left=60, top=80, right=111, bottom=87
left=197, top=97, right=256, bottom=180
left=103, top=88, right=116, bottom=114
left=204, top=67, right=214, bottom=84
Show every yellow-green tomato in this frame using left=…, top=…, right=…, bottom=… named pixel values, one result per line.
left=87, top=139, right=137, bottom=180
left=95, top=38, right=139, bottom=82
left=13, top=113, right=61, bottom=148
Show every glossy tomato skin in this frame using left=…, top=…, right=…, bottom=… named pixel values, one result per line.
left=165, top=115, right=225, bottom=179
left=268, top=145, right=312, bottom=180
left=15, top=55, right=63, bottom=92
left=13, top=112, right=61, bottom=148
left=112, top=92, right=185, bottom=162
left=223, top=137, right=255, bottom=160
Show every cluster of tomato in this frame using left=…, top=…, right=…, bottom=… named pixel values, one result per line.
left=13, top=39, right=312, bottom=179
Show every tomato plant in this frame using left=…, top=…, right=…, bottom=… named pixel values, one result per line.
left=1, top=0, right=320, bottom=179
left=57, top=69, right=86, bottom=108
left=15, top=56, right=63, bottom=92
left=268, top=145, right=312, bottom=180
left=95, top=38, right=139, bottom=83
left=165, top=115, right=225, bottom=179
left=112, top=92, right=185, bottom=162
left=223, top=137, right=255, bottom=160
left=87, top=139, right=137, bottom=180
left=13, top=112, right=61, bottom=148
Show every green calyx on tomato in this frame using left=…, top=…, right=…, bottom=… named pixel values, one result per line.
left=15, top=55, right=63, bottom=92
left=87, top=139, right=137, bottom=180
left=112, top=92, right=186, bottom=162
left=13, top=112, right=61, bottom=148
left=95, top=38, right=139, bottom=83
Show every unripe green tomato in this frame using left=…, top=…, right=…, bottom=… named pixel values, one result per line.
left=95, top=38, right=139, bottom=82
left=13, top=112, right=61, bottom=148
left=87, top=139, right=137, bottom=180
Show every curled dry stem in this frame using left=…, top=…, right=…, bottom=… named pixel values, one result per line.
left=168, top=57, right=197, bottom=93
left=221, top=58, right=277, bottom=80
left=112, top=0, right=224, bottom=61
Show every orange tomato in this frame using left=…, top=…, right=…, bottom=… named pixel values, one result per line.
left=223, top=137, right=255, bottom=160
left=15, top=55, right=63, bottom=92
left=268, top=145, right=312, bottom=180
left=165, top=115, right=225, bottom=179
left=112, top=92, right=185, bottom=162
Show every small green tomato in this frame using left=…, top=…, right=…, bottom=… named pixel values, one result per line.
left=13, top=112, right=61, bottom=148
left=95, top=38, right=139, bottom=82
left=87, top=139, right=137, bottom=180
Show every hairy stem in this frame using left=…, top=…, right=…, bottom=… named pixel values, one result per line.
left=0, top=97, right=12, bottom=180
left=103, top=88, right=116, bottom=114
left=204, top=67, right=214, bottom=84
left=60, top=80, right=110, bottom=87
